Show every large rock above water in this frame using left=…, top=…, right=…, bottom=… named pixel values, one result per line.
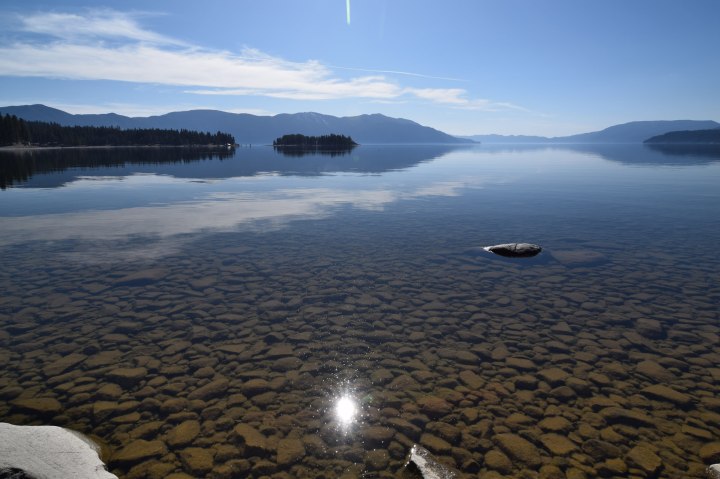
left=708, top=464, right=720, bottom=479
left=484, top=243, right=542, bottom=258
left=405, top=444, right=458, bottom=479
left=0, top=423, right=117, bottom=479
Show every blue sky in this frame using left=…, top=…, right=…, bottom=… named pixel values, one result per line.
left=0, top=0, right=718, bottom=136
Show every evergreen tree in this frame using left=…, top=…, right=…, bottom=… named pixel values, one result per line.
left=0, top=114, right=235, bottom=147
left=273, top=133, right=357, bottom=149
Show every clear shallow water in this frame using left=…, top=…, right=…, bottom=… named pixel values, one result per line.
left=0, top=144, right=719, bottom=478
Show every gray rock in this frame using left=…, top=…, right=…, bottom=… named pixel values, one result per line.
left=404, top=444, right=457, bottom=479
left=484, top=243, right=542, bottom=258
left=707, top=464, right=720, bottom=479
left=0, top=423, right=117, bottom=479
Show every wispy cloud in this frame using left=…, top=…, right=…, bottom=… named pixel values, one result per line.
left=0, top=9, right=528, bottom=112
left=327, top=65, right=468, bottom=82
left=406, top=88, right=468, bottom=105
left=18, top=10, right=183, bottom=45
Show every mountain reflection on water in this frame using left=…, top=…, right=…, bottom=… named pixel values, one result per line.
left=3, top=143, right=718, bottom=190
left=0, top=144, right=463, bottom=189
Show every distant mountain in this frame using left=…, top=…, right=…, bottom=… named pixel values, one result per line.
left=460, top=134, right=549, bottom=144
left=0, top=104, right=471, bottom=145
left=557, top=120, right=720, bottom=143
left=465, top=120, right=720, bottom=144
left=644, top=128, right=720, bottom=144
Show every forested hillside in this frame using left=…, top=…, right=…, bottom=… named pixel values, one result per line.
left=0, top=114, right=234, bottom=147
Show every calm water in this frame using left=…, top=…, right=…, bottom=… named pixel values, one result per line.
left=1, top=144, right=719, bottom=478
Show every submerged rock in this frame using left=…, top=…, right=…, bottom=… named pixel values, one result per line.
left=626, top=445, right=662, bottom=476
left=404, top=444, right=457, bottom=479
left=550, top=249, right=607, bottom=266
left=111, top=439, right=167, bottom=466
left=495, top=433, right=542, bottom=468
left=11, top=398, right=62, bottom=416
left=0, top=422, right=117, bottom=479
left=484, top=243, right=542, bottom=258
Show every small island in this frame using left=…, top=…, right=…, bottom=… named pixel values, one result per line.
left=272, top=133, right=358, bottom=150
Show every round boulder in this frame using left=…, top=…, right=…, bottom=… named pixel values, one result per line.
left=484, top=243, right=542, bottom=258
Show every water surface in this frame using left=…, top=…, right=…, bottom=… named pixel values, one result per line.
left=1, top=144, right=719, bottom=478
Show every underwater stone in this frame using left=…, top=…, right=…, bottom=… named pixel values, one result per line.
left=111, top=439, right=167, bottom=465
left=11, top=398, right=62, bottom=416
left=484, top=243, right=542, bottom=258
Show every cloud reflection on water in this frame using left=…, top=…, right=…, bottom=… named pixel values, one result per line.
left=0, top=175, right=486, bottom=262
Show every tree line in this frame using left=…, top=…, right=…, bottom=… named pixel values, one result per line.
left=0, top=114, right=235, bottom=147
left=644, top=128, right=720, bottom=144
left=272, top=133, right=358, bottom=149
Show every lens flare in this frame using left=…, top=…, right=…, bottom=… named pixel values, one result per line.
left=346, top=0, right=351, bottom=25
left=335, top=395, right=357, bottom=425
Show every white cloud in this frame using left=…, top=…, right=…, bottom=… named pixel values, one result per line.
left=0, top=10, right=527, bottom=112
left=405, top=88, right=536, bottom=113
left=327, top=65, right=467, bottom=82
left=18, top=10, right=182, bottom=45
left=406, top=88, right=468, bottom=105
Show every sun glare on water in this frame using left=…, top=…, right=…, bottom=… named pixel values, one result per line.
left=335, top=395, right=357, bottom=425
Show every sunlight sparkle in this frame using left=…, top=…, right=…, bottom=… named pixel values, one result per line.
left=335, top=396, right=357, bottom=425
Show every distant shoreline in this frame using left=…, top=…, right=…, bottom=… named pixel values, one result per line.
left=0, top=144, right=234, bottom=152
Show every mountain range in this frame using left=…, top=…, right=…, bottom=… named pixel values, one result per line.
left=462, top=120, right=720, bottom=144
left=0, top=104, right=468, bottom=145
left=1, top=104, right=718, bottom=145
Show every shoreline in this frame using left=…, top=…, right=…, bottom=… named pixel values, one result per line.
left=0, top=144, right=234, bottom=152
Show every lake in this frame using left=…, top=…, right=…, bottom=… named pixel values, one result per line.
left=1, top=144, right=719, bottom=478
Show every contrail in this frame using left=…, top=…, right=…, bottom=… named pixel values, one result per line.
left=346, top=0, right=351, bottom=24
left=328, top=64, right=468, bottom=82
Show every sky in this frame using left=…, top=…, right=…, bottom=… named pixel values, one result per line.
left=0, top=0, right=718, bottom=136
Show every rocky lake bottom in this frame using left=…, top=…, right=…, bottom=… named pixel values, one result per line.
left=0, top=145, right=719, bottom=478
